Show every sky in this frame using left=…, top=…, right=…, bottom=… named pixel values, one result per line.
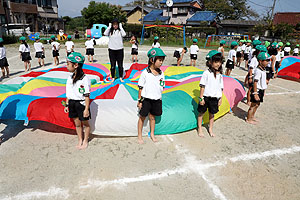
left=57, top=0, right=300, bottom=18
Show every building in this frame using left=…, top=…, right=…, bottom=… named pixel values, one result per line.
left=186, top=11, right=217, bottom=26
left=273, top=12, right=300, bottom=26
left=122, top=5, right=154, bottom=24
left=218, top=20, right=263, bottom=35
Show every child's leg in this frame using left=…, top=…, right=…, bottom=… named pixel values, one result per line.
left=197, top=113, right=204, bottom=137
left=1, top=67, right=5, bottom=78
left=246, top=102, right=259, bottom=124
left=28, top=61, right=31, bottom=71
left=137, top=116, right=146, bottom=144
left=91, top=55, right=93, bottom=62
left=246, top=86, right=252, bottom=105
left=208, top=113, right=215, bottom=137
left=177, top=58, right=181, bottom=66
left=80, top=120, right=90, bottom=149
left=73, top=118, right=83, bottom=148
left=135, top=55, right=138, bottom=62
left=149, top=113, right=158, bottom=142
left=5, top=66, right=9, bottom=77
left=24, top=62, right=28, bottom=71
left=42, top=58, right=45, bottom=67
left=38, top=58, right=41, bottom=66
left=57, top=57, right=59, bottom=65
left=190, top=59, right=193, bottom=66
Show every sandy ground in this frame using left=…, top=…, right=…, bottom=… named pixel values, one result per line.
left=0, top=43, right=300, bottom=200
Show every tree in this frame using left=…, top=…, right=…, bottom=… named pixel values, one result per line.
left=203, top=0, right=258, bottom=20
left=81, top=1, right=127, bottom=28
left=125, top=0, right=161, bottom=8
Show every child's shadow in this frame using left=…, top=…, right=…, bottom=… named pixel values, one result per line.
left=0, top=120, right=25, bottom=144
left=232, top=88, right=248, bottom=121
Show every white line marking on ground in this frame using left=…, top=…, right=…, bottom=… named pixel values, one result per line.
left=0, top=187, right=70, bottom=200
left=266, top=91, right=300, bottom=95
left=268, top=83, right=294, bottom=91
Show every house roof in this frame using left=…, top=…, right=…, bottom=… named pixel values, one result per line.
left=220, top=20, right=264, bottom=26
left=142, top=10, right=170, bottom=22
left=187, top=11, right=217, bottom=22
left=273, top=12, right=300, bottom=26
left=122, top=5, right=154, bottom=14
left=160, top=0, right=198, bottom=3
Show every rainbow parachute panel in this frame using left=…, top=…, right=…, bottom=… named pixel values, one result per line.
left=278, top=56, right=300, bottom=82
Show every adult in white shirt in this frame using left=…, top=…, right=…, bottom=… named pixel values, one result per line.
left=34, top=36, right=45, bottom=67
left=19, top=36, right=31, bottom=72
left=85, top=35, right=95, bottom=63
left=104, top=18, right=126, bottom=82
left=65, top=35, right=74, bottom=56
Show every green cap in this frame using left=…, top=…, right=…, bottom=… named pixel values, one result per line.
left=35, top=36, right=40, bottom=40
left=19, top=36, right=26, bottom=41
left=247, top=39, right=252, bottom=43
left=220, top=40, right=226, bottom=45
left=265, top=41, right=270, bottom=47
left=206, top=50, right=222, bottom=60
left=278, top=42, right=283, bottom=47
left=154, top=36, right=159, bottom=40
left=297, top=44, right=299, bottom=47
left=87, top=35, right=91, bottom=38
left=286, top=42, right=290, bottom=46
left=50, top=35, right=56, bottom=39
left=147, top=48, right=166, bottom=59
left=255, top=45, right=267, bottom=52
left=271, top=42, right=278, bottom=49
left=67, top=35, right=72, bottom=39
left=257, top=52, right=271, bottom=61
left=231, top=41, right=238, bottom=46
left=67, top=52, right=85, bottom=64
left=0, top=38, right=3, bottom=43
left=193, top=38, right=198, bottom=43
left=252, top=40, right=261, bottom=46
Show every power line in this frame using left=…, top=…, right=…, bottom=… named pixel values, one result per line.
left=248, top=0, right=272, bottom=8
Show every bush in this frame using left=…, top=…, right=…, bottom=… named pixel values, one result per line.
left=2, top=34, right=19, bottom=44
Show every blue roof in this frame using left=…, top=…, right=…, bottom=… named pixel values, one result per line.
left=142, top=10, right=170, bottom=22
left=187, top=11, right=217, bottom=22
left=160, top=0, right=197, bottom=3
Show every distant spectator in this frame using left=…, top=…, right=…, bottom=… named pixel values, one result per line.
left=75, top=31, right=80, bottom=39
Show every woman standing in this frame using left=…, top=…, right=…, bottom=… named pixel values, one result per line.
left=104, top=18, right=126, bottom=82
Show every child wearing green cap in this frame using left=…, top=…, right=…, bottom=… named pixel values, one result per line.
left=173, top=47, right=188, bottom=66
left=284, top=42, right=291, bottom=56
left=218, top=40, right=225, bottom=58
left=34, top=37, right=45, bottom=67
left=152, top=36, right=160, bottom=48
left=137, top=48, right=166, bottom=144
left=244, top=40, right=252, bottom=70
left=246, top=52, right=269, bottom=125
left=190, top=39, right=199, bottom=67
left=0, top=38, right=9, bottom=78
left=198, top=50, right=223, bottom=137
left=64, top=52, right=91, bottom=149
left=130, top=35, right=139, bottom=63
left=236, top=41, right=243, bottom=68
left=65, top=35, right=74, bottom=56
left=293, top=44, right=299, bottom=56
left=266, top=43, right=277, bottom=81
left=19, top=37, right=31, bottom=72
left=225, top=41, right=238, bottom=76
left=51, top=36, right=60, bottom=66
left=85, top=35, right=95, bottom=63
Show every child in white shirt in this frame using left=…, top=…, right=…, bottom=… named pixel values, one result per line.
left=190, top=38, right=199, bottom=67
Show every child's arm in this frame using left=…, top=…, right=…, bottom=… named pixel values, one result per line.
left=83, top=96, right=90, bottom=118
left=253, top=81, right=260, bottom=101
left=64, top=98, right=69, bottom=113
left=271, top=56, right=276, bottom=74
left=137, top=88, right=143, bottom=109
left=199, top=85, right=205, bottom=105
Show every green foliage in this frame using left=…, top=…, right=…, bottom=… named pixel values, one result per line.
left=1, top=34, right=18, bottom=44
left=64, top=17, right=86, bottom=32
left=125, top=0, right=161, bottom=8
left=81, top=1, right=127, bottom=28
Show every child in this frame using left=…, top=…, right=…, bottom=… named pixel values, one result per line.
left=137, top=48, right=166, bottom=144
left=152, top=36, right=160, bottom=48
left=244, top=40, right=252, bottom=70
left=0, top=38, right=9, bottom=78
left=266, top=42, right=278, bottom=83
left=130, top=35, right=139, bottom=63
left=65, top=35, right=74, bottom=56
left=190, top=38, right=199, bottom=66
left=173, top=47, right=187, bottom=66
left=293, top=44, right=299, bottom=56
left=64, top=52, right=91, bottom=149
left=246, top=52, right=269, bottom=125
left=218, top=40, right=225, bottom=58
left=50, top=35, right=60, bottom=66
left=19, top=36, right=31, bottom=72
left=284, top=42, right=291, bottom=56
left=197, top=50, right=223, bottom=137
left=275, top=42, right=284, bottom=77
left=85, top=35, right=95, bottom=63
left=236, top=40, right=243, bottom=68
left=241, top=40, right=246, bottom=59
left=225, top=41, right=238, bottom=76
left=34, top=36, right=45, bottom=67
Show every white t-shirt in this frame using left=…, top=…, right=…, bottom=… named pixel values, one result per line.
left=52, top=41, right=60, bottom=51
left=19, top=44, right=30, bottom=53
left=227, top=49, right=236, bottom=61
left=138, top=67, right=165, bottom=100
left=190, top=44, right=199, bottom=55
left=152, top=42, right=160, bottom=48
left=66, top=74, right=91, bottom=105
left=217, top=47, right=223, bottom=53
left=85, top=40, right=94, bottom=49
left=200, top=69, right=224, bottom=98
left=280, top=51, right=284, bottom=58
left=284, top=47, right=291, bottom=53
left=104, top=28, right=126, bottom=50
left=241, top=44, right=246, bottom=51
left=293, top=48, right=299, bottom=54
left=131, top=40, right=138, bottom=49
left=34, top=42, right=44, bottom=53
left=0, top=47, right=6, bottom=59
left=276, top=51, right=282, bottom=61
left=254, top=67, right=267, bottom=90
left=249, top=56, right=258, bottom=70
left=237, top=46, right=242, bottom=52
left=176, top=48, right=184, bottom=54
left=244, top=46, right=252, bottom=54
left=65, top=41, right=74, bottom=52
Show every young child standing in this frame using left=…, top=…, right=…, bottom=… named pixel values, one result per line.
left=65, top=35, right=74, bottom=57
left=51, top=35, right=60, bottom=66
left=85, top=35, right=95, bottom=63
left=190, top=38, right=199, bottom=66
left=197, top=50, right=223, bottom=137
left=225, top=41, right=238, bottom=76
left=244, top=40, right=252, bottom=70
left=137, top=48, right=166, bottom=144
left=246, top=52, right=269, bottom=124
left=236, top=40, right=243, bottom=68
left=152, top=36, right=160, bottom=48
left=266, top=42, right=278, bottom=82
left=34, top=36, right=45, bottom=67
left=284, top=42, right=291, bottom=56
left=218, top=40, right=225, bottom=58
left=64, top=52, right=91, bottom=149
left=173, top=47, right=187, bottom=66
left=130, top=35, right=139, bottom=63
left=19, top=36, right=31, bottom=72
left=0, top=38, right=9, bottom=78
left=293, top=44, right=299, bottom=56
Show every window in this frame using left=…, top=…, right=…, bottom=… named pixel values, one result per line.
left=37, top=0, right=41, bottom=6
left=178, top=7, right=188, bottom=14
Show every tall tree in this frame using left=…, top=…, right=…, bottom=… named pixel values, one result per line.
left=81, top=1, right=127, bottom=28
left=125, top=0, right=161, bottom=8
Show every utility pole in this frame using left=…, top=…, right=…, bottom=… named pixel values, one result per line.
left=141, top=0, right=144, bottom=25
left=270, top=0, right=277, bottom=20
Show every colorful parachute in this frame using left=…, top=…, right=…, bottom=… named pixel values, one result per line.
left=278, top=56, right=300, bottom=82
left=0, top=64, right=245, bottom=136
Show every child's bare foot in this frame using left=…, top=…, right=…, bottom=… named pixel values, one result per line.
left=253, top=118, right=259, bottom=122
left=138, top=138, right=144, bottom=144
left=197, top=129, right=204, bottom=137
left=120, top=78, right=124, bottom=82
left=150, top=135, right=158, bottom=143
left=80, top=141, right=88, bottom=149
left=76, top=140, right=83, bottom=149
left=111, top=78, right=115, bottom=82
left=246, top=119, right=257, bottom=125
left=208, top=130, right=215, bottom=137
